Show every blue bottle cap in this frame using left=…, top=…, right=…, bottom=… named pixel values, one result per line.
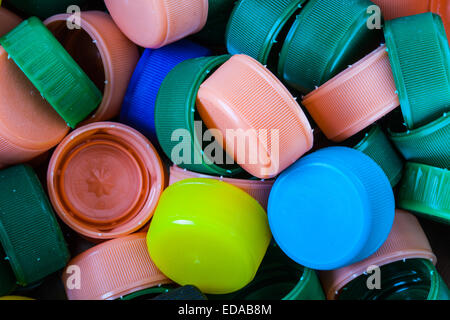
left=268, top=147, right=395, bottom=270
left=120, top=40, right=211, bottom=145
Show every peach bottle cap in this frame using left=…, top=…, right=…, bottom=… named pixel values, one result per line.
left=169, top=165, right=274, bottom=209
left=0, top=46, right=69, bottom=168
left=197, top=54, right=313, bottom=179
left=320, top=209, right=436, bottom=300
left=104, top=0, right=209, bottom=49
left=44, top=11, right=139, bottom=124
left=302, top=45, right=400, bottom=142
left=0, top=7, right=21, bottom=37
left=63, top=233, right=172, bottom=300
left=47, top=122, right=165, bottom=240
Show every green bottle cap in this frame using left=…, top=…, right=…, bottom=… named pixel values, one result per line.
left=338, top=259, right=449, bottom=300
left=353, top=125, right=404, bottom=187
left=6, top=0, right=89, bottom=19
left=397, top=162, right=449, bottom=225
left=384, top=13, right=450, bottom=129
left=0, top=247, right=16, bottom=296
left=226, top=0, right=306, bottom=65
left=0, top=17, right=102, bottom=128
left=193, top=0, right=236, bottom=45
left=118, top=286, right=175, bottom=300
left=278, top=0, right=381, bottom=93
left=389, top=113, right=449, bottom=169
left=209, top=242, right=325, bottom=300
left=155, top=55, right=243, bottom=177
left=0, top=165, right=70, bottom=286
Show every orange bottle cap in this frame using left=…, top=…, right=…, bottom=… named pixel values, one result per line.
left=302, top=45, right=400, bottom=142
left=431, top=0, right=450, bottom=43
left=44, top=11, right=139, bottom=124
left=169, top=165, right=274, bottom=209
left=0, top=46, right=69, bottom=168
left=197, top=54, right=313, bottom=179
left=104, top=0, right=209, bottom=49
left=320, top=209, right=436, bottom=300
left=47, top=122, right=165, bottom=240
left=63, top=233, right=171, bottom=300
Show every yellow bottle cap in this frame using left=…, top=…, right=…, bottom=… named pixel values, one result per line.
left=147, top=178, right=271, bottom=294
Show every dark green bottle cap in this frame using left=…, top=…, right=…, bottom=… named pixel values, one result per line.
left=0, top=165, right=70, bottom=286
left=193, top=0, right=236, bottom=45
left=278, top=0, right=381, bottom=93
left=226, top=0, right=306, bottom=64
left=153, top=285, right=208, bottom=300
left=0, top=17, right=102, bottom=128
left=384, top=13, right=450, bottom=129
left=0, top=247, right=16, bottom=296
left=338, top=259, right=449, bottom=300
left=118, top=286, right=175, bottom=300
left=209, top=242, right=325, bottom=300
left=389, top=113, right=449, bottom=169
left=155, top=55, right=243, bottom=177
left=354, top=125, right=404, bottom=187
left=397, top=162, right=449, bottom=225
left=6, top=0, right=89, bottom=19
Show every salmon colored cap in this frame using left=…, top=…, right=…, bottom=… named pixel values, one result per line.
left=371, top=0, right=431, bottom=20
left=47, top=122, right=165, bottom=240
left=44, top=11, right=139, bottom=124
left=320, top=209, right=436, bottom=300
left=0, top=7, right=21, bottom=37
left=431, top=0, right=450, bottom=42
left=63, top=233, right=172, bottom=300
left=104, top=0, right=209, bottom=49
left=302, top=45, right=400, bottom=142
left=169, top=165, right=274, bottom=209
left=0, top=47, right=69, bottom=168
left=197, top=54, right=313, bottom=179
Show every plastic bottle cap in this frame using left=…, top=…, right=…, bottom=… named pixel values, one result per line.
left=0, top=46, right=69, bottom=168
left=384, top=13, right=450, bottom=129
left=398, top=162, right=449, bottom=225
left=104, top=0, right=209, bottom=49
left=197, top=54, right=313, bottom=179
left=212, top=243, right=325, bottom=300
left=389, top=113, right=449, bottom=169
left=0, top=248, right=16, bottom=296
left=155, top=55, right=243, bottom=177
left=120, top=40, right=211, bottom=145
left=192, top=0, right=236, bottom=45
left=0, top=296, right=34, bottom=300
left=147, top=178, right=272, bottom=295
left=0, top=165, right=70, bottom=286
left=339, top=259, right=449, bottom=300
left=320, top=209, right=437, bottom=300
left=278, top=0, right=382, bottom=93
left=0, top=7, right=21, bottom=37
left=169, top=165, right=274, bottom=209
left=370, top=0, right=431, bottom=20
left=0, top=17, right=102, bottom=128
left=47, top=122, right=166, bottom=240
left=268, top=147, right=395, bottom=270
left=44, top=11, right=140, bottom=124
left=226, top=0, right=306, bottom=64
left=118, top=286, right=175, bottom=300
left=62, top=233, right=171, bottom=300
left=153, top=286, right=208, bottom=300
left=302, top=45, right=400, bottom=142
left=6, top=0, right=89, bottom=18
left=353, top=125, right=404, bottom=187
